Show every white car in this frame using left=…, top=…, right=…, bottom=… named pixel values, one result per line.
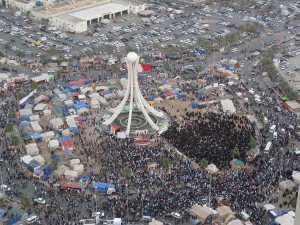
left=254, top=98, right=262, bottom=104
left=34, top=197, right=46, bottom=205
left=171, top=212, right=182, bottom=219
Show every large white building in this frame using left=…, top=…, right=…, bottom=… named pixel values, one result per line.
left=2, top=0, right=145, bottom=33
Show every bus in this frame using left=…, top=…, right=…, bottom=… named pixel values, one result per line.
left=264, top=142, right=272, bottom=154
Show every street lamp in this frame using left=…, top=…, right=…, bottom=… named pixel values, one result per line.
left=126, top=184, right=129, bottom=224
left=0, top=159, right=4, bottom=198
left=212, top=43, right=217, bottom=75
left=206, top=164, right=218, bottom=208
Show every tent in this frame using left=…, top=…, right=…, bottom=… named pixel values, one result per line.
left=43, top=109, right=51, bottom=116
left=34, top=95, right=46, bottom=104
left=275, top=214, right=294, bottom=225
left=292, top=171, right=300, bottom=184
left=20, top=155, right=33, bottom=164
left=264, top=204, right=276, bottom=211
left=64, top=170, right=78, bottom=180
left=29, top=133, right=42, bottom=140
left=227, top=220, right=244, bottom=225
left=19, top=108, right=33, bottom=116
left=61, top=140, right=75, bottom=150
left=73, top=102, right=88, bottom=110
left=113, top=218, right=122, bottom=225
left=216, top=206, right=234, bottom=219
left=69, top=127, right=80, bottom=134
left=66, top=117, right=77, bottom=128
left=58, top=136, right=72, bottom=143
left=73, top=164, right=84, bottom=175
left=33, top=155, right=46, bottom=166
left=89, top=92, right=101, bottom=100
left=191, top=102, right=199, bottom=109
left=50, top=118, right=64, bottom=129
left=93, top=182, right=116, bottom=193
left=61, top=181, right=82, bottom=189
left=221, top=99, right=236, bottom=114
left=189, top=204, right=213, bottom=224
left=48, top=139, right=59, bottom=149
left=64, top=100, right=74, bottom=107
left=54, top=165, right=69, bottom=176
left=30, top=121, right=42, bottom=133
left=62, top=129, right=71, bottom=136
left=25, top=143, right=39, bottom=156
left=29, top=115, right=40, bottom=121
left=159, top=84, right=172, bottom=91
left=149, top=220, right=163, bottom=225
left=70, top=158, right=80, bottom=168
left=34, top=103, right=48, bottom=111
left=279, top=180, right=297, bottom=191
left=40, top=131, right=55, bottom=141
left=77, top=107, right=89, bottom=115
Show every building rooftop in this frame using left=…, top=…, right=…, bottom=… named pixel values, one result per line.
left=56, top=14, right=85, bottom=23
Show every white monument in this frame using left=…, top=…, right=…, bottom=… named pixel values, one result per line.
left=103, top=52, right=164, bottom=136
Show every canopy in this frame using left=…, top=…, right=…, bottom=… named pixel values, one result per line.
left=20, top=155, right=33, bottom=164
left=189, top=204, right=212, bottom=223
left=149, top=220, right=163, bottom=225
left=292, top=171, right=300, bottom=184
left=275, top=214, right=294, bottom=225
left=61, top=181, right=81, bottom=189
left=50, top=118, right=64, bottom=129
left=66, top=117, right=77, bottom=128
left=93, top=182, right=115, bottom=193
left=221, top=99, right=236, bottom=114
left=77, top=107, right=89, bottom=115
left=206, top=164, right=219, bottom=173
left=43, top=109, right=51, bottom=116
left=29, top=115, right=40, bottom=121
left=91, top=100, right=100, bottom=109
left=279, top=180, right=297, bottom=191
left=34, top=95, right=46, bottom=104
left=64, top=170, right=78, bottom=180
left=25, top=143, right=39, bottom=156
left=89, top=92, right=101, bottom=100
left=34, top=103, right=48, bottom=111
left=54, top=165, right=69, bottom=175
left=64, top=100, right=74, bottom=107
left=73, top=164, right=84, bottom=174
left=73, top=102, right=88, bottom=110
left=227, top=220, right=244, bottom=225
left=70, top=158, right=80, bottom=168
left=41, top=131, right=55, bottom=141
left=264, top=204, right=276, bottom=211
left=19, top=108, right=33, bottom=116
left=30, top=121, right=42, bottom=133
left=113, top=218, right=121, bottom=225
left=62, top=129, right=71, bottom=136
left=159, top=84, right=172, bottom=91
left=61, top=140, right=75, bottom=150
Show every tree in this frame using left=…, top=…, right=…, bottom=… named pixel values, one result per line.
left=231, top=147, right=240, bottom=159
left=51, top=160, right=58, bottom=171
left=21, top=195, right=31, bottom=209
left=5, top=123, right=13, bottom=132
left=4, top=44, right=11, bottom=53
left=15, top=50, right=25, bottom=61
left=47, top=46, right=57, bottom=57
left=161, top=158, right=171, bottom=170
left=195, top=66, right=202, bottom=73
left=16, top=92, right=23, bottom=101
left=111, top=64, right=120, bottom=74
left=11, top=136, right=19, bottom=146
left=164, top=62, right=172, bottom=72
left=199, top=158, right=208, bottom=168
left=8, top=109, right=16, bottom=118
left=56, top=71, right=62, bottom=80
left=31, top=81, right=38, bottom=90
left=257, top=112, right=264, bottom=123
left=122, top=167, right=132, bottom=179
left=248, top=138, right=257, bottom=149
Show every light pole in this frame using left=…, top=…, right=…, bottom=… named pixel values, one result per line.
left=126, top=184, right=129, bottom=224
left=212, top=43, right=217, bottom=75
left=206, top=164, right=218, bottom=208
left=0, top=160, right=4, bottom=198
left=208, top=172, right=212, bottom=208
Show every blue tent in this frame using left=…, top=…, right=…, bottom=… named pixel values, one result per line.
left=0, top=209, right=8, bottom=217
left=162, top=80, right=167, bottom=85
left=139, top=73, right=148, bottom=79
left=6, top=216, right=20, bottom=225
left=52, top=155, right=61, bottom=162
left=61, top=83, right=72, bottom=89
left=69, top=127, right=80, bottom=134
left=197, top=94, right=203, bottom=100
left=73, top=102, right=88, bottom=110
left=78, top=173, right=92, bottom=182
left=191, top=102, right=198, bottom=109
left=177, top=93, right=187, bottom=99
left=36, top=1, right=43, bottom=6
left=93, top=182, right=115, bottom=193
left=147, top=96, right=158, bottom=101
left=43, top=166, right=51, bottom=180
left=19, top=121, right=30, bottom=127
left=29, top=133, right=42, bottom=140
left=63, top=89, right=71, bottom=94
left=70, top=85, right=80, bottom=92
left=19, top=115, right=30, bottom=121
left=72, top=61, right=78, bottom=68
left=58, top=136, right=72, bottom=143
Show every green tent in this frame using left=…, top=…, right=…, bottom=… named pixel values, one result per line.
left=233, top=160, right=244, bottom=166
left=48, top=74, right=55, bottom=80
left=281, top=96, right=290, bottom=101
left=108, top=84, right=116, bottom=89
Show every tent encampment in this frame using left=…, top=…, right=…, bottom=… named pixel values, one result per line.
left=279, top=180, right=297, bottom=191
left=33, top=155, right=46, bottom=166
left=73, top=164, right=84, bottom=174
left=216, top=206, right=234, bottom=219
left=43, top=109, right=51, bottom=116
left=25, top=143, right=39, bottom=156
left=275, top=214, right=294, bottom=225
left=48, top=139, right=59, bottom=149
left=64, top=170, right=78, bottom=180
left=34, top=103, right=48, bottom=111
left=91, top=100, right=100, bottom=109
left=41, top=131, right=55, bottom=141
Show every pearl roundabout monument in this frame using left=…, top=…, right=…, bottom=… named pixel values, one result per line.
left=102, top=52, right=169, bottom=137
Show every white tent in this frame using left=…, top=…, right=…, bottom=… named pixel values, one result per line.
left=64, top=170, right=78, bottom=180
left=81, top=87, right=93, bottom=94
left=77, top=108, right=89, bottom=115
left=48, top=140, right=59, bottom=149
left=73, top=164, right=84, bottom=175
left=149, top=221, right=163, bottom=225
left=120, top=78, right=128, bottom=89
left=292, top=171, right=300, bottom=184
left=43, top=109, right=51, bottom=116
left=34, top=95, right=46, bottom=104
left=34, top=103, right=48, bottom=111
left=264, top=204, right=276, bottom=211
left=159, top=84, right=172, bottom=91
left=70, top=158, right=80, bottom=168
left=89, top=92, right=101, bottom=100
left=29, top=115, right=40, bottom=121
left=113, top=218, right=122, bottom=225
left=20, top=155, right=33, bottom=164
left=216, top=206, right=234, bottom=219
left=54, top=165, right=69, bottom=175
left=189, top=204, right=213, bottom=224
left=50, top=118, right=64, bottom=129
left=221, top=99, right=236, bottom=114
left=41, top=131, right=55, bottom=141
left=33, top=155, right=46, bottom=166
left=154, top=97, right=163, bottom=103
left=30, top=121, right=43, bottom=133
left=97, top=85, right=109, bottom=91
left=64, top=100, right=74, bottom=107
left=91, top=100, right=100, bottom=109
left=62, top=129, right=71, bottom=136
left=25, top=143, right=39, bottom=156
left=206, top=164, right=219, bottom=173
left=275, top=214, right=294, bottom=225
left=66, top=117, right=77, bottom=128
left=279, top=180, right=297, bottom=191
left=99, top=96, right=109, bottom=106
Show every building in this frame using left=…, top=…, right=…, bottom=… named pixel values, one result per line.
left=2, top=0, right=145, bottom=33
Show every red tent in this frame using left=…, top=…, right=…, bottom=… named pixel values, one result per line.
left=61, top=182, right=81, bottom=189
left=61, top=140, right=75, bottom=150
left=162, top=92, right=175, bottom=99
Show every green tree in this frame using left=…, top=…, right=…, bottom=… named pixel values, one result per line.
left=164, top=62, right=172, bottom=72
left=51, top=160, right=58, bottom=171
left=122, top=167, right=132, bottom=179
left=8, top=109, right=16, bottom=118
left=111, top=64, right=120, bottom=74
left=4, top=44, right=11, bottom=53
left=21, top=194, right=31, bottom=209
left=161, top=158, right=171, bottom=170
left=5, top=123, right=14, bottom=132
left=231, top=147, right=240, bottom=159
left=31, top=81, right=38, bottom=90
left=195, top=66, right=202, bottom=73
left=257, top=113, right=264, bottom=123
left=56, top=71, right=62, bottom=80
left=11, top=136, right=19, bottom=146
left=248, top=138, right=257, bottom=149
left=16, top=92, right=23, bottom=101
left=47, top=46, right=57, bottom=57
left=199, top=158, right=209, bottom=168
left=15, top=50, right=25, bottom=61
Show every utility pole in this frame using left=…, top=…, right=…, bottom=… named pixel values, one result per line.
left=126, top=184, right=129, bottom=224
left=295, top=184, right=300, bottom=225
left=0, top=160, right=4, bottom=198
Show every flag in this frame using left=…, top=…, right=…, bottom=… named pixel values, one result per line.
left=138, top=63, right=152, bottom=72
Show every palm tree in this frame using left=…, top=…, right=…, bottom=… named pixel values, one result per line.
left=122, top=167, right=132, bottom=179
left=231, top=147, right=240, bottom=159
left=248, top=138, right=257, bottom=149
left=21, top=194, right=31, bottom=209
left=31, top=81, right=38, bottom=90
left=199, top=158, right=208, bottom=169
left=16, top=50, right=25, bottom=62
left=11, top=136, right=19, bottom=146
left=161, top=158, right=171, bottom=170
